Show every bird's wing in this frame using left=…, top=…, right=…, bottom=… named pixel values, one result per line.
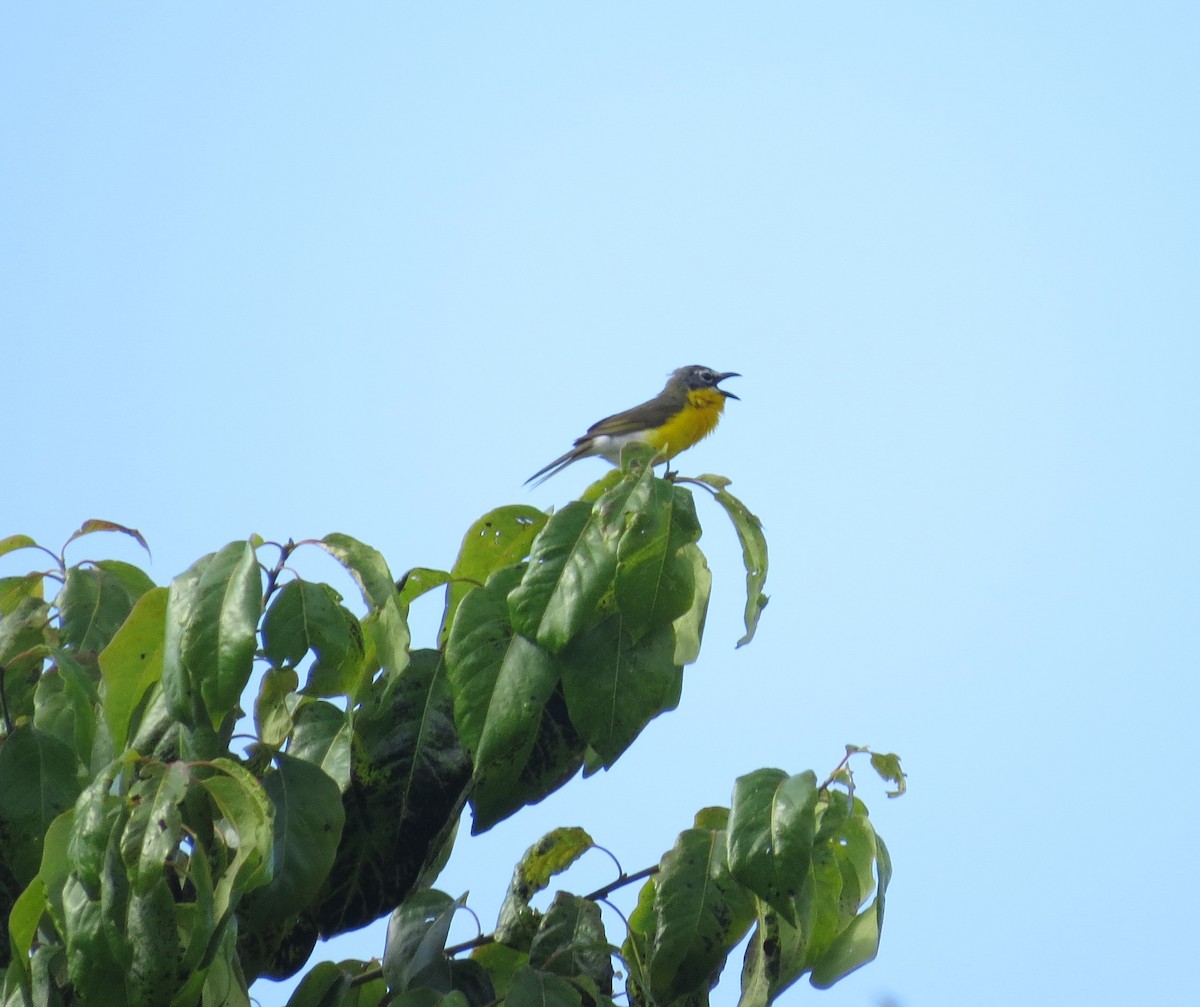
left=526, top=385, right=684, bottom=485
left=583, top=392, right=680, bottom=439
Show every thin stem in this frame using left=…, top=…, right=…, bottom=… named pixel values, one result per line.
left=582, top=865, right=658, bottom=903
left=261, top=540, right=295, bottom=607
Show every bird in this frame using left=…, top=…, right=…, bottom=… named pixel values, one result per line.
left=526, top=365, right=740, bottom=486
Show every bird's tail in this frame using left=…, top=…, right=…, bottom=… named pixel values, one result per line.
left=525, top=445, right=589, bottom=486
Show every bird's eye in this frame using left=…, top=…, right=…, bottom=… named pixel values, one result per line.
left=699, top=369, right=714, bottom=383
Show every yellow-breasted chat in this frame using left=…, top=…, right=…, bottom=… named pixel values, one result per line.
left=527, top=365, right=740, bottom=486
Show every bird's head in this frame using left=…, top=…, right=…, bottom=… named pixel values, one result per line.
left=674, top=365, right=741, bottom=400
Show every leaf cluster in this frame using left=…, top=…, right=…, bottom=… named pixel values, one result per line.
left=0, top=469, right=895, bottom=1007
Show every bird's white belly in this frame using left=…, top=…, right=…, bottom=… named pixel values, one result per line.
left=589, top=431, right=651, bottom=464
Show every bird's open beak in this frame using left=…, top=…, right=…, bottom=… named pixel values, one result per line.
left=716, top=372, right=741, bottom=400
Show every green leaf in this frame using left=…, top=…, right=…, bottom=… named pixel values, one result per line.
left=199, top=757, right=275, bottom=916
left=738, top=902, right=809, bottom=1007
left=441, top=505, right=547, bottom=643
left=727, top=769, right=789, bottom=913
left=254, top=666, right=299, bottom=747
left=67, top=756, right=129, bottom=891
left=495, top=828, right=595, bottom=948
left=471, top=940, right=527, bottom=998
left=508, top=466, right=655, bottom=653
left=126, top=685, right=178, bottom=764
left=809, top=899, right=883, bottom=988
left=0, top=571, right=44, bottom=616
left=794, top=827, right=844, bottom=967
left=198, top=923, right=252, bottom=1007
left=177, top=825, right=216, bottom=976
left=92, top=559, right=156, bottom=601
left=312, top=648, right=471, bottom=937
left=241, top=751, right=345, bottom=926
left=382, top=889, right=461, bottom=992
left=184, top=541, right=263, bottom=730
left=809, top=823, right=891, bottom=988
left=34, top=649, right=99, bottom=764
left=161, top=552, right=212, bottom=725
left=0, top=595, right=52, bottom=723
left=0, top=534, right=39, bottom=559
left=614, top=481, right=701, bottom=642
left=618, top=873, right=658, bottom=1005
left=648, top=824, right=756, bottom=1005
left=340, top=963, right=390, bottom=1007
left=397, top=567, right=453, bottom=611
left=62, top=870, right=132, bottom=1002
left=58, top=566, right=140, bottom=655
left=289, top=699, right=353, bottom=791
left=8, top=879, right=46, bottom=982
left=262, top=580, right=367, bottom=698
left=320, top=533, right=410, bottom=677
left=125, top=877, right=184, bottom=1007
left=469, top=687, right=584, bottom=834
left=695, top=476, right=768, bottom=647
left=318, top=534, right=396, bottom=610
left=0, top=725, right=83, bottom=888
left=727, top=770, right=819, bottom=927
left=670, top=543, right=711, bottom=666
left=444, top=565, right=527, bottom=758
left=388, top=992, right=466, bottom=1007
left=120, top=760, right=189, bottom=895
left=528, top=892, right=613, bottom=992
left=283, top=960, right=353, bottom=1006
left=473, top=634, right=561, bottom=785
left=99, top=586, right=168, bottom=750
left=8, top=808, right=72, bottom=968
left=560, top=616, right=681, bottom=771
left=445, top=575, right=587, bottom=831
left=506, top=966, right=582, bottom=1007
left=369, top=649, right=469, bottom=846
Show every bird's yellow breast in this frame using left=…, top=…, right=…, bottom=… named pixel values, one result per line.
left=643, top=388, right=727, bottom=459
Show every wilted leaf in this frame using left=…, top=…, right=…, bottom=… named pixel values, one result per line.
left=869, top=752, right=907, bottom=797
left=495, top=827, right=595, bottom=948
left=63, top=520, right=151, bottom=559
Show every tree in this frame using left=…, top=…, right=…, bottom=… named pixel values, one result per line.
left=0, top=452, right=901, bottom=1007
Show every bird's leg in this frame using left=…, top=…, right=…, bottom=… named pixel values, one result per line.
left=663, top=457, right=678, bottom=481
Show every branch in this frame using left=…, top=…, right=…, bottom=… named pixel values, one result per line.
left=351, top=864, right=662, bottom=987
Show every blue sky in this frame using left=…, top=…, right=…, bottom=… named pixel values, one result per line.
left=3, top=4, right=1198, bottom=1006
